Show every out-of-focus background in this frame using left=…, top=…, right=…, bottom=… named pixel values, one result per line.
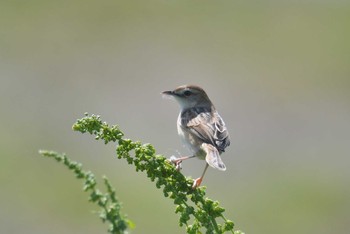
left=1, top=1, right=349, bottom=233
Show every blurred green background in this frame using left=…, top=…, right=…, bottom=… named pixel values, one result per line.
left=1, top=1, right=349, bottom=233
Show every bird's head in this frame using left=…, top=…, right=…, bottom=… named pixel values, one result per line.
left=162, top=85, right=212, bottom=110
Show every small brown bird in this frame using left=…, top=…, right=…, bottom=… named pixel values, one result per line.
left=162, top=85, right=230, bottom=188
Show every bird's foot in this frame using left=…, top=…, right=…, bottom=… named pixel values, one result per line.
left=192, top=177, right=203, bottom=189
left=169, top=156, right=182, bottom=171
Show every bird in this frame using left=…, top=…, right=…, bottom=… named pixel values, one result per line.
left=162, top=84, right=230, bottom=188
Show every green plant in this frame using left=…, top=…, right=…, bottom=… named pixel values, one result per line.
left=40, top=113, right=244, bottom=234
left=39, top=150, right=132, bottom=234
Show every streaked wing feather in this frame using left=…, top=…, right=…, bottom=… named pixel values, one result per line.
left=184, top=108, right=230, bottom=152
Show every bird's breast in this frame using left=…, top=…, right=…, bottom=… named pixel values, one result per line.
left=177, top=114, right=205, bottom=159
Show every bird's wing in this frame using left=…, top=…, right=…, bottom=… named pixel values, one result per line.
left=184, top=108, right=230, bottom=152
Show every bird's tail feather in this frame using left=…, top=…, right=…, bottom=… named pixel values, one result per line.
left=201, top=143, right=226, bottom=171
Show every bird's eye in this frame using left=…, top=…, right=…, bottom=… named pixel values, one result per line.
left=183, top=90, right=192, bottom=96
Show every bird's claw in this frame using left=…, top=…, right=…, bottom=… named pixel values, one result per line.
left=169, top=156, right=182, bottom=171
left=192, top=177, right=203, bottom=189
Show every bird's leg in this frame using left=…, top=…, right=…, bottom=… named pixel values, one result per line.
left=169, top=155, right=195, bottom=171
left=192, top=163, right=209, bottom=189
left=171, top=155, right=195, bottom=164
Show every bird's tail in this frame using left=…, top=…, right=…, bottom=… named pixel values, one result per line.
left=201, top=143, right=226, bottom=171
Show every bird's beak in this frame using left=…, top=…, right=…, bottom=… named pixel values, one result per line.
left=161, top=90, right=174, bottom=96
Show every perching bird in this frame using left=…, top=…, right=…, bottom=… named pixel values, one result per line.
left=162, top=85, right=230, bottom=188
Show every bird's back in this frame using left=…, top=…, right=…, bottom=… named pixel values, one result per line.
left=178, top=106, right=230, bottom=154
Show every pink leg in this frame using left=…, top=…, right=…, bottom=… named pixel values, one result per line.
left=192, top=163, right=209, bottom=189
left=169, top=155, right=195, bottom=171
left=171, top=155, right=195, bottom=164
